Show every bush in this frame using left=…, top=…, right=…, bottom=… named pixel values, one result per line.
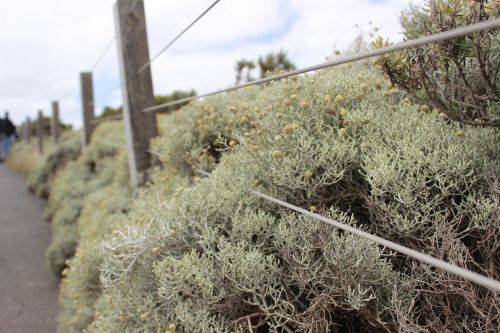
left=373, top=0, right=500, bottom=126
left=27, top=130, right=82, bottom=198
left=44, top=121, right=129, bottom=276
left=90, top=63, right=497, bottom=332
left=5, top=140, right=43, bottom=176
left=17, top=60, right=498, bottom=331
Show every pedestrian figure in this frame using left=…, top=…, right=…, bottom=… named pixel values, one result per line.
left=0, top=111, right=16, bottom=162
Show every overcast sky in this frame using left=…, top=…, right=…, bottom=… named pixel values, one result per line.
left=0, top=0, right=423, bottom=128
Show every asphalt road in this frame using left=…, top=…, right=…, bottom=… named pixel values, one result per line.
left=0, top=164, right=58, bottom=333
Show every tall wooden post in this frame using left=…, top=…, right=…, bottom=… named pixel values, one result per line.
left=80, top=72, right=95, bottom=146
left=114, top=0, right=158, bottom=186
left=19, top=122, right=24, bottom=142
left=26, top=117, right=31, bottom=143
left=37, top=110, right=44, bottom=154
left=51, top=101, right=61, bottom=143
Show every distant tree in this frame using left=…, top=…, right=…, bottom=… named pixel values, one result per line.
left=99, top=106, right=122, bottom=118
left=154, top=89, right=197, bottom=113
left=97, top=90, right=197, bottom=118
left=34, top=116, right=72, bottom=135
left=257, top=50, right=296, bottom=78
left=234, top=50, right=296, bottom=84
left=235, top=59, right=256, bottom=84
left=373, top=0, right=500, bottom=126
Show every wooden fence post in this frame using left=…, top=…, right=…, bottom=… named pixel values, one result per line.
left=37, top=110, right=44, bottom=154
left=114, top=0, right=158, bottom=186
left=26, top=117, right=31, bottom=143
left=51, top=101, right=61, bottom=143
left=80, top=72, right=95, bottom=146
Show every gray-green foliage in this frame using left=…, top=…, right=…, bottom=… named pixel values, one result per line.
left=27, top=130, right=82, bottom=198
left=89, top=63, right=498, bottom=332
left=44, top=121, right=128, bottom=276
left=26, top=60, right=499, bottom=332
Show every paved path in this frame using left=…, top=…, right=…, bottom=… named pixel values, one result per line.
left=0, top=164, right=58, bottom=333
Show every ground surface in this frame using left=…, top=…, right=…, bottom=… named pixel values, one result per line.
left=0, top=164, right=58, bottom=333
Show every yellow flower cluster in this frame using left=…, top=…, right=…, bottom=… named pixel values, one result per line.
left=282, top=123, right=301, bottom=135
left=303, top=170, right=313, bottom=178
left=165, top=323, right=176, bottom=333
left=272, top=150, right=284, bottom=159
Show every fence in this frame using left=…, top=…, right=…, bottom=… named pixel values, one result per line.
left=17, top=0, right=500, bottom=292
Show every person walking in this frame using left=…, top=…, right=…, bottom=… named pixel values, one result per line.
left=0, top=111, right=16, bottom=162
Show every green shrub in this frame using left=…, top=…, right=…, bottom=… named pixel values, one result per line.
left=373, top=0, right=500, bottom=126
left=19, top=60, right=497, bottom=332
left=90, top=63, right=498, bottom=332
left=44, top=121, right=128, bottom=276
left=27, top=130, right=82, bottom=198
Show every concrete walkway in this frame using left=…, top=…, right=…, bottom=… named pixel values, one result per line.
left=0, top=164, right=58, bottom=333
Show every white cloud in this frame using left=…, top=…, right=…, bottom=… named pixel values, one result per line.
left=0, top=0, right=423, bottom=128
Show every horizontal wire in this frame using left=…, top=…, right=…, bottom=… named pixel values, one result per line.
left=195, top=170, right=500, bottom=292
left=252, top=191, right=500, bottom=293
left=95, top=83, right=122, bottom=102
left=137, top=0, right=222, bottom=74
left=143, top=18, right=500, bottom=114
left=56, top=37, right=116, bottom=105
left=91, top=113, right=123, bottom=126
left=91, top=37, right=116, bottom=72
left=59, top=88, right=77, bottom=101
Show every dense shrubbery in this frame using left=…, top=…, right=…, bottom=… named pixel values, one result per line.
left=43, top=121, right=128, bottom=277
left=26, top=130, right=82, bottom=198
left=5, top=139, right=44, bottom=176
left=373, top=0, right=500, bottom=126
left=8, top=2, right=499, bottom=329
left=16, top=60, right=498, bottom=332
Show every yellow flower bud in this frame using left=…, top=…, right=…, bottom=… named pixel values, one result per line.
left=419, top=105, right=430, bottom=113
left=168, top=323, right=177, bottom=330
left=282, top=123, right=300, bottom=135
left=338, top=128, right=348, bottom=137
left=334, top=95, right=346, bottom=104
left=456, top=130, right=465, bottom=138
left=303, top=170, right=313, bottom=178
left=272, top=150, right=284, bottom=159
left=229, top=140, right=237, bottom=148
left=360, top=83, right=370, bottom=92
left=290, top=94, right=298, bottom=101
left=169, top=229, right=176, bottom=237
left=340, top=108, right=349, bottom=118
left=152, top=247, right=160, bottom=255
left=299, top=100, right=310, bottom=109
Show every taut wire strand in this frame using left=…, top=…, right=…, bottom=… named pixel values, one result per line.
left=91, top=37, right=116, bottom=72
left=195, top=170, right=500, bottom=292
left=137, top=0, right=222, bottom=74
left=143, top=18, right=500, bottom=114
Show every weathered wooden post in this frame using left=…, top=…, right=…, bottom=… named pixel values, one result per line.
left=114, top=0, right=158, bottom=186
left=19, top=122, right=25, bottom=142
left=37, top=110, right=44, bottom=154
left=26, top=117, right=31, bottom=143
left=80, top=72, right=95, bottom=146
left=51, top=101, right=61, bottom=143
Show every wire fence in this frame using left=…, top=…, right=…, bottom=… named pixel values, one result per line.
left=143, top=18, right=500, bottom=113
left=19, top=0, right=500, bottom=293
left=195, top=170, right=500, bottom=292
left=137, top=0, right=221, bottom=74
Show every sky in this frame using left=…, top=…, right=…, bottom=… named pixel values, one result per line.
left=0, top=0, right=424, bottom=128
